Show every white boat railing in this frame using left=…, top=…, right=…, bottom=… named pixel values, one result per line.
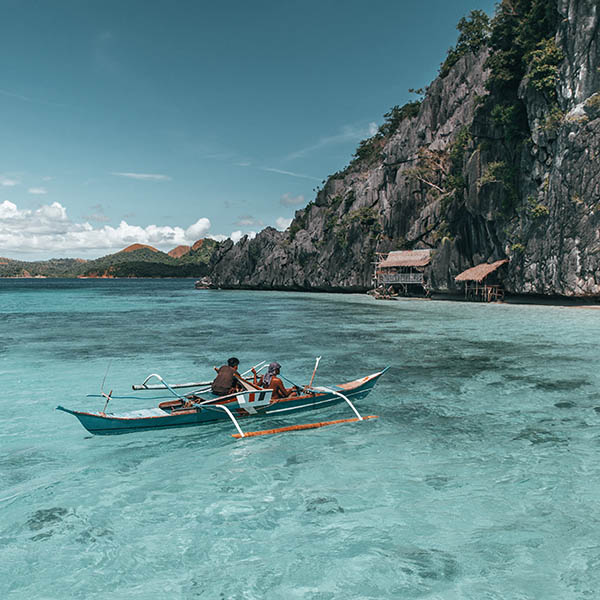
left=311, top=386, right=364, bottom=421
left=194, top=388, right=274, bottom=438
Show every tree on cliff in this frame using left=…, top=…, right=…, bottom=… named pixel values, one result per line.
left=440, top=9, right=491, bottom=77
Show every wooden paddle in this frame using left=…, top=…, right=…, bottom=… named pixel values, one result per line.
left=303, top=356, right=321, bottom=392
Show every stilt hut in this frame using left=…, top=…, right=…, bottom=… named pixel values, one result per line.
left=374, top=249, right=432, bottom=296
left=455, top=259, right=509, bottom=302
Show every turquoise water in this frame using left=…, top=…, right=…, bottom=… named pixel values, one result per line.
left=1, top=279, right=600, bottom=599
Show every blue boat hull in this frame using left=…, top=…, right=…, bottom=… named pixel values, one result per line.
left=57, top=370, right=387, bottom=435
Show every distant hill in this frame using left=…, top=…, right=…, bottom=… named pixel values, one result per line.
left=0, top=257, right=87, bottom=278
left=0, top=238, right=219, bottom=278
left=187, top=238, right=217, bottom=264
left=120, top=243, right=160, bottom=253
left=168, top=245, right=191, bottom=258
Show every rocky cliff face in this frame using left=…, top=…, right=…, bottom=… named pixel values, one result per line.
left=211, top=0, right=600, bottom=297
left=501, top=0, right=600, bottom=295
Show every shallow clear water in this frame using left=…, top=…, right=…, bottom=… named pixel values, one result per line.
left=1, top=279, right=600, bottom=599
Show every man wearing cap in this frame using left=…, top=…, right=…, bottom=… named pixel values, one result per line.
left=253, top=362, right=297, bottom=400
left=211, top=357, right=241, bottom=396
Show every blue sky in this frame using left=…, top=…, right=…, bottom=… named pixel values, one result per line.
left=0, top=0, right=496, bottom=259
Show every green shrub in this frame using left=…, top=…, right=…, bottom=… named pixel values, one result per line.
left=329, top=195, right=343, bottom=210
left=478, top=161, right=509, bottom=186
left=349, top=100, right=423, bottom=171
left=571, top=194, right=583, bottom=205
left=432, top=220, right=452, bottom=243
left=324, top=210, right=339, bottom=232
left=447, top=127, right=471, bottom=195
left=478, top=161, right=519, bottom=215
left=584, top=93, right=600, bottom=119
left=352, top=135, right=384, bottom=165
left=349, top=207, right=379, bottom=229
left=289, top=208, right=309, bottom=240
left=478, top=0, right=560, bottom=159
left=378, top=101, right=422, bottom=136
left=528, top=202, right=550, bottom=218
left=440, top=10, right=491, bottom=77
left=528, top=38, right=564, bottom=100
left=539, top=106, right=564, bottom=133
left=587, top=94, right=600, bottom=108
left=344, top=190, right=356, bottom=211
left=449, top=127, right=471, bottom=169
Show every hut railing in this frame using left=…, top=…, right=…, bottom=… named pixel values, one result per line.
left=378, top=272, right=424, bottom=284
left=463, top=282, right=505, bottom=302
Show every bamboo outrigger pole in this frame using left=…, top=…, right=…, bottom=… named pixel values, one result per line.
left=232, top=416, right=378, bottom=439
left=132, top=361, right=268, bottom=391
left=232, top=382, right=376, bottom=438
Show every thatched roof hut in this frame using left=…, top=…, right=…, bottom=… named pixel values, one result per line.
left=378, top=249, right=432, bottom=268
left=455, top=259, right=509, bottom=283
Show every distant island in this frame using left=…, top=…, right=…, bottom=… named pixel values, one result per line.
left=0, top=239, right=217, bottom=279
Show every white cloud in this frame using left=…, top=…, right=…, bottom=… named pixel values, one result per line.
left=112, top=172, right=172, bottom=181
left=84, top=203, right=110, bottom=223
left=280, top=193, right=305, bottom=207
left=0, top=88, right=31, bottom=103
left=230, top=230, right=257, bottom=244
left=235, top=215, right=263, bottom=227
left=275, top=217, right=293, bottom=230
left=203, top=151, right=236, bottom=161
left=0, top=200, right=215, bottom=256
left=0, top=200, right=262, bottom=257
left=0, top=176, right=19, bottom=187
left=94, top=31, right=119, bottom=76
left=230, top=230, right=244, bottom=244
left=87, top=213, right=110, bottom=223
left=261, top=167, right=320, bottom=181
left=284, top=122, right=380, bottom=161
left=28, top=187, right=47, bottom=195
left=185, top=218, right=211, bottom=240
left=0, top=88, right=70, bottom=109
left=0, top=201, right=19, bottom=218
left=208, top=234, right=228, bottom=242
left=37, top=202, right=67, bottom=221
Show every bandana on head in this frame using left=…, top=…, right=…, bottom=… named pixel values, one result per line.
left=263, top=362, right=281, bottom=386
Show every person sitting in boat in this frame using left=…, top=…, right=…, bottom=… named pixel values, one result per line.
left=253, top=362, right=297, bottom=399
left=211, top=357, right=242, bottom=396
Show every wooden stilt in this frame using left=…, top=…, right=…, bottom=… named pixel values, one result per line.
left=231, top=415, right=378, bottom=439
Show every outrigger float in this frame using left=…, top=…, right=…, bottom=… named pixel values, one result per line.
left=57, top=360, right=388, bottom=439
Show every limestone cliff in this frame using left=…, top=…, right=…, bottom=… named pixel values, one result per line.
left=211, top=0, right=600, bottom=297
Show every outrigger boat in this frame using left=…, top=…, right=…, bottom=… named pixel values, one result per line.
left=57, top=360, right=388, bottom=439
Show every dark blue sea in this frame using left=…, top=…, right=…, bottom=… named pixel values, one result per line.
left=1, top=279, right=599, bottom=599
